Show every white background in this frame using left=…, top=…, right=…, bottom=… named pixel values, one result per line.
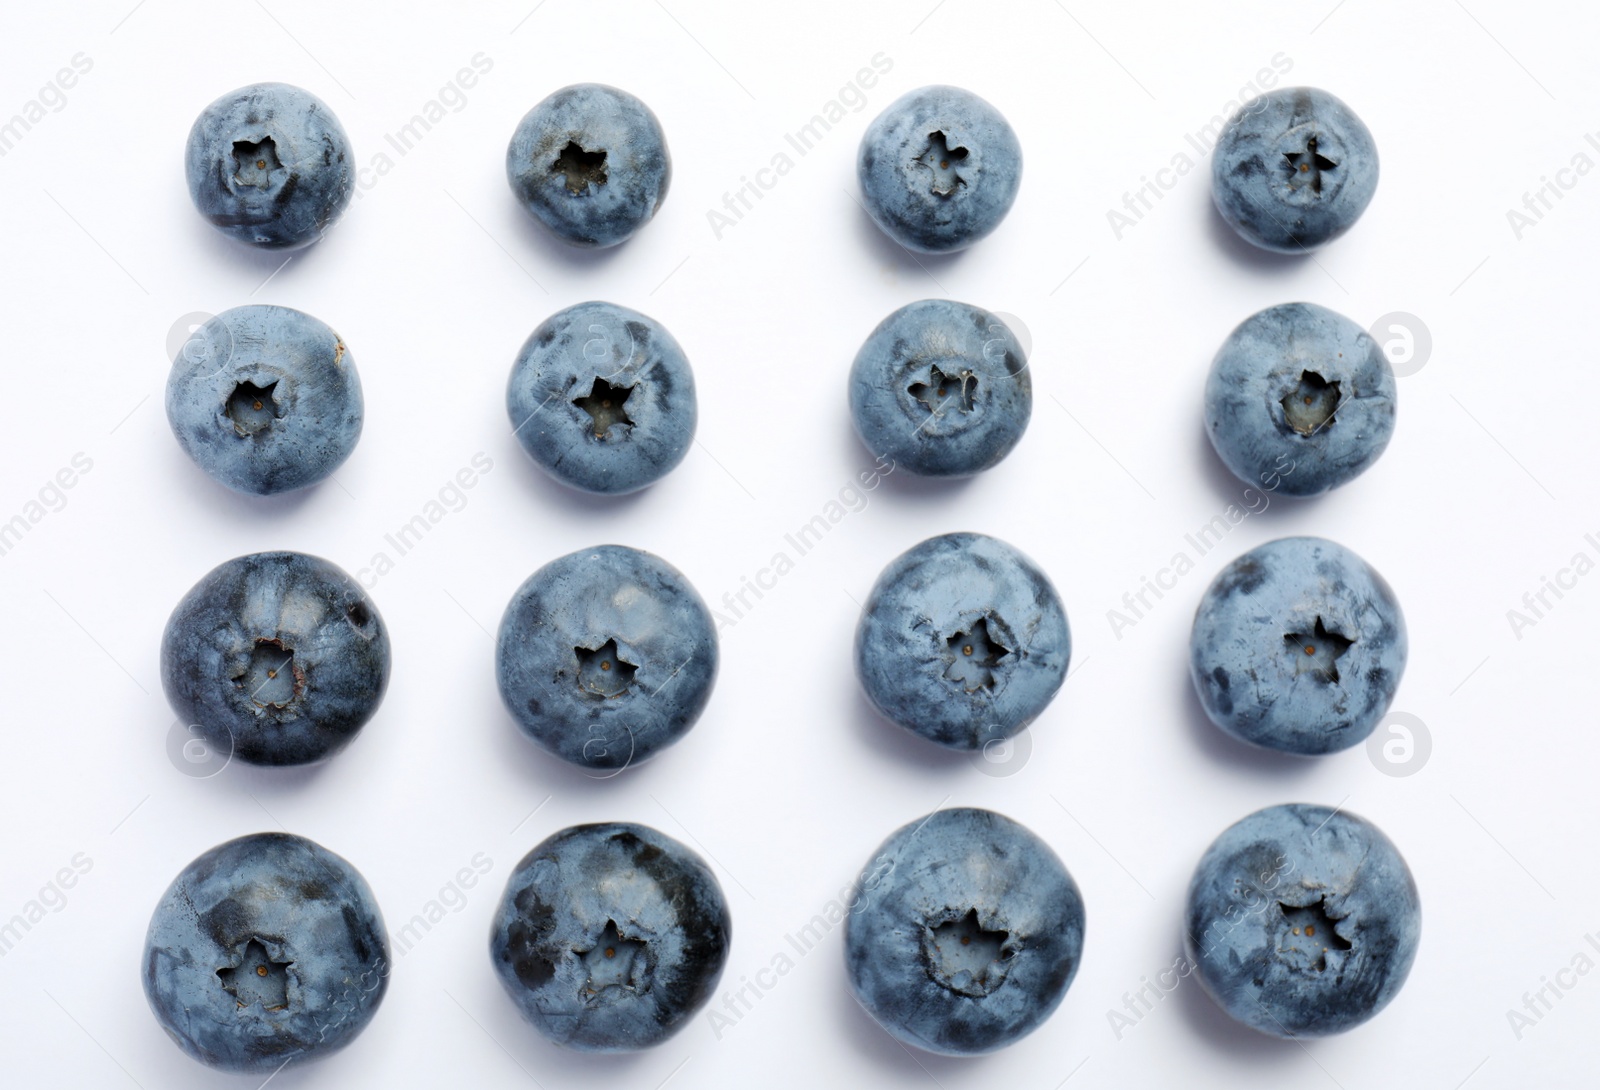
left=0, top=0, right=1593, bottom=1086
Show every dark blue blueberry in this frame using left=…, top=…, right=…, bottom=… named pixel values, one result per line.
left=849, top=299, right=1031, bottom=477
left=1212, top=87, right=1378, bottom=253
left=143, top=832, right=389, bottom=1073
left=185, top=83, right=353, bottom=250
left=845, top=807, right=1084, bottom=1055
left=1184, top=803, right=1420, bottom=1037
left=161, top=551, right=390, bottom=767
left=490, top=822, right=730, bottom=1051
left=496, top=545, right=717, bottom=771
left=858, top=85, right=1022, bottom=253
left=856, top=532, right=1070, bottom=751
left=1205, top=302, right=1396, bottom=496
left=1190, top=536, right=1406, bottom=756
left=167, top=305, right=363, bottom=496
left=506, top=84, right=671, bottom=248
left=506, top=301, right=696, bottom=495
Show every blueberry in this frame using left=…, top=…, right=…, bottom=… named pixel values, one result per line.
left=849, top=300, right=1031, bottom=477
left=507, top=301, right=696, bottom=495
left=185, top=83, right=353, bottom=250
left=161, top=551, right=390, bottom=767
left=856, top=532, right=1069, bottom=751
left=1190, top=536, right=1406, bottom=756
left=1211, top=87, right=1378, bottom=253
left=845, top=807, right=1083, bottom=1055
left=166, top=305, right=362, bottom=496
left=490, top=822, right=730, bottom=1051
left=1184, top=803, right=1420, bottom=1037
left=506, top=84, right=671, bottom=248
left=143, top=832, right=389, bottom=1073
left=497, top=545, right=717, bottom=771
left=857, top=85, right=1023, bottom=253
left=1205, top=302, right=1396, bottom=496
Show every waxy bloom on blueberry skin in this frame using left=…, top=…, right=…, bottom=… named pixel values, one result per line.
left=849, top=299, right=1032, bottom=478
left=1190, top=536, right=1406, bottom=756
left=1185, top=803, right=1420, bottom=1037
left=858, top=85, right=1023, bottom=253
left=185, top=83, right=353, bottom=250
left=496, top=545, right=718, bottom=771
left=161, top=551, right=390, bottom=767
left=507, top=83, right=671, bottom=248
left=1211, top=86, right=1378, bottom=253
left=143, top=832, right=390, bottom=1073
left=845, top=808, right=1085, bottom=1055
left=507, top=301, right=697, bottom=495
left=856, top=532, right=1070, bottom=751
left=490, top=823, right=730, bottom=1051
left=1205, top=302, right=1396, bottom=497
left=167, top=305, right=363, bottom=496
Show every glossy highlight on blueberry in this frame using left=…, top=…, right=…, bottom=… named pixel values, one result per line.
left=161, top=551, right=390, bottom=767
left=1211, top=87, right=1378, bottom=253
left=845, top=807, right=1084, bottom=1055
left=849, top=299, right=1031, bottom=477
left=185, top=83, right=353, bottom=250
left=857, top=85, right=1022, bottom=253
left=856, top=532, right=1069, bottom=751
left=1190, top=536, right=1406, bottom=755
left=1205, top=302, right=1396, bottom=496
left=167, top=305, right=363, bottom=496
left=506, top=301, right=696, bottom=495
left=490, top=823, right=730, bottom=1051
left=143, top=832, right=389, bottom=1073
left=496, top=545, right=717, bottom=770
left=506, top=84, right=671, bottom=248
left=1184, top=803, right=1420, bottom=1037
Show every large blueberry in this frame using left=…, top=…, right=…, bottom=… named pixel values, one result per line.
left=167, top=305, right=363, bottom=496
left=496, top=545, right=717, bottom=771
left=185, top=83, right=353, bottom=250
left=1185, top=803, right=1420, bottom=1037
left=1212, top=87, right=1378, bottom=253
left=507, top=301, right=696, bottom=495
left=849, top=299, right=1031, bottom=477
left=1190, top=536, right=1406, bottom=756
left=162, top=551, right=390, bottom=767
left=506, top=84, right=670, bottom=248
left=857, top=85, right=1022, bottom=253
left=143, top=832, right=389, bottom=1073
left=490, top=822, right=730, bottom=1051
left=1205, top=302, right=1396, bottom=496
left=845, top=807, right=1083, bottom=1055
left=856, top=533, right=1069, bottom=751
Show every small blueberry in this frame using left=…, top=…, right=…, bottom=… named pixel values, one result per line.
left=857, top=85, right=1023, bottom=253
left=849, top=299, right=1031, bottom=477
left=185, top=83, right=353, bottom=250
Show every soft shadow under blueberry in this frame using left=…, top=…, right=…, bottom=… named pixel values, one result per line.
left=1179, top=667, right=1320, bottom=782
left=849, top=198, right=966, bottom=290
left=1172, top=952, right=1312, bottom=1065
left=507, top=198, right=630, bottom=276
left=849, top=685, right=969, bottom=776
left=1193, top=421, right=1307, bottom=522
left=502, top=435, right=652, bottom=517
left=829, top=974, right=977, bottom=1076
left=1205, top=201, right=1308, bottom=275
